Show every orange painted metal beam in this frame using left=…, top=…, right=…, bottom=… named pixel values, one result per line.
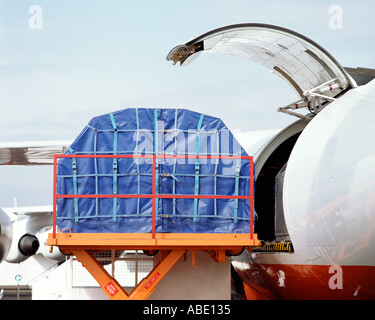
left=71, top=248, right=185, bottom=300
left=47, top=232, right=259, bottom=250
left=129, top=249, right=185, bottom=300
left=72, top=249, right=129, bottom=300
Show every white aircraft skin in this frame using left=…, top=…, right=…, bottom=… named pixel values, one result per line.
left=279, top=78, right=375, bottom=299
left=167, top=23, right=375, bottom=299
left=232, top=80, right=375, bottom=299
left=0, top=209, right=12, bottom=262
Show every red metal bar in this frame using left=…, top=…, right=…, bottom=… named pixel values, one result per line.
left=250, top=157, right=254, bottom=240
left=56, top=194, right=153, bottom=199
left=53, top=154, right=254, bottom=238
left=55, top=194, right=252, bottom=199
left=53, top=155, right=57, bottom=239
left=154, top=194, right=252, bottom=199
left=152, top=155, right=156, bottom=239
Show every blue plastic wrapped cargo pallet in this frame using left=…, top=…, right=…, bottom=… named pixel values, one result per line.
left=56, top=108, right=252, bottom=234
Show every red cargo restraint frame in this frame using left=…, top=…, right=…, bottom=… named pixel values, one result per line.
left=52, top=154, right=254, bottom=240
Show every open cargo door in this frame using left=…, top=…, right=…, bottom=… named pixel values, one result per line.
left=167, top=23, right=357, bottom=119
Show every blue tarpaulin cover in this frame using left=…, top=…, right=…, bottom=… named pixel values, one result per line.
left=56, top=108, right=252, bottom=233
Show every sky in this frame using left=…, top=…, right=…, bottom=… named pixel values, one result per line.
left=1, top=0, right=375, bottom=207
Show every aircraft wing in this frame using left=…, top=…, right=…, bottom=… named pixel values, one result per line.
left=2, top=205, right=52, bottom=215
left=167, top=23, right=357, bottom=102
left=344, top=67, right=375, bottom=86
left=0, top=140, right=71, bottom=165
left=2, top=206, right=53, bottom=219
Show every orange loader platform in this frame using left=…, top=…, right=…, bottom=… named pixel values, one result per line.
left=47, top=232, right=259, bottom=300
left=47, top=154, right=259, bottom=300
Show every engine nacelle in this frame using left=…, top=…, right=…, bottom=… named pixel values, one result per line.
left=19, top=234, right=39, bottom=256
left=5, top=232, right=40, bottom=263
left=0, top=208, right=12, bottom=262
left=3, top=206, right=54, bottom=263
